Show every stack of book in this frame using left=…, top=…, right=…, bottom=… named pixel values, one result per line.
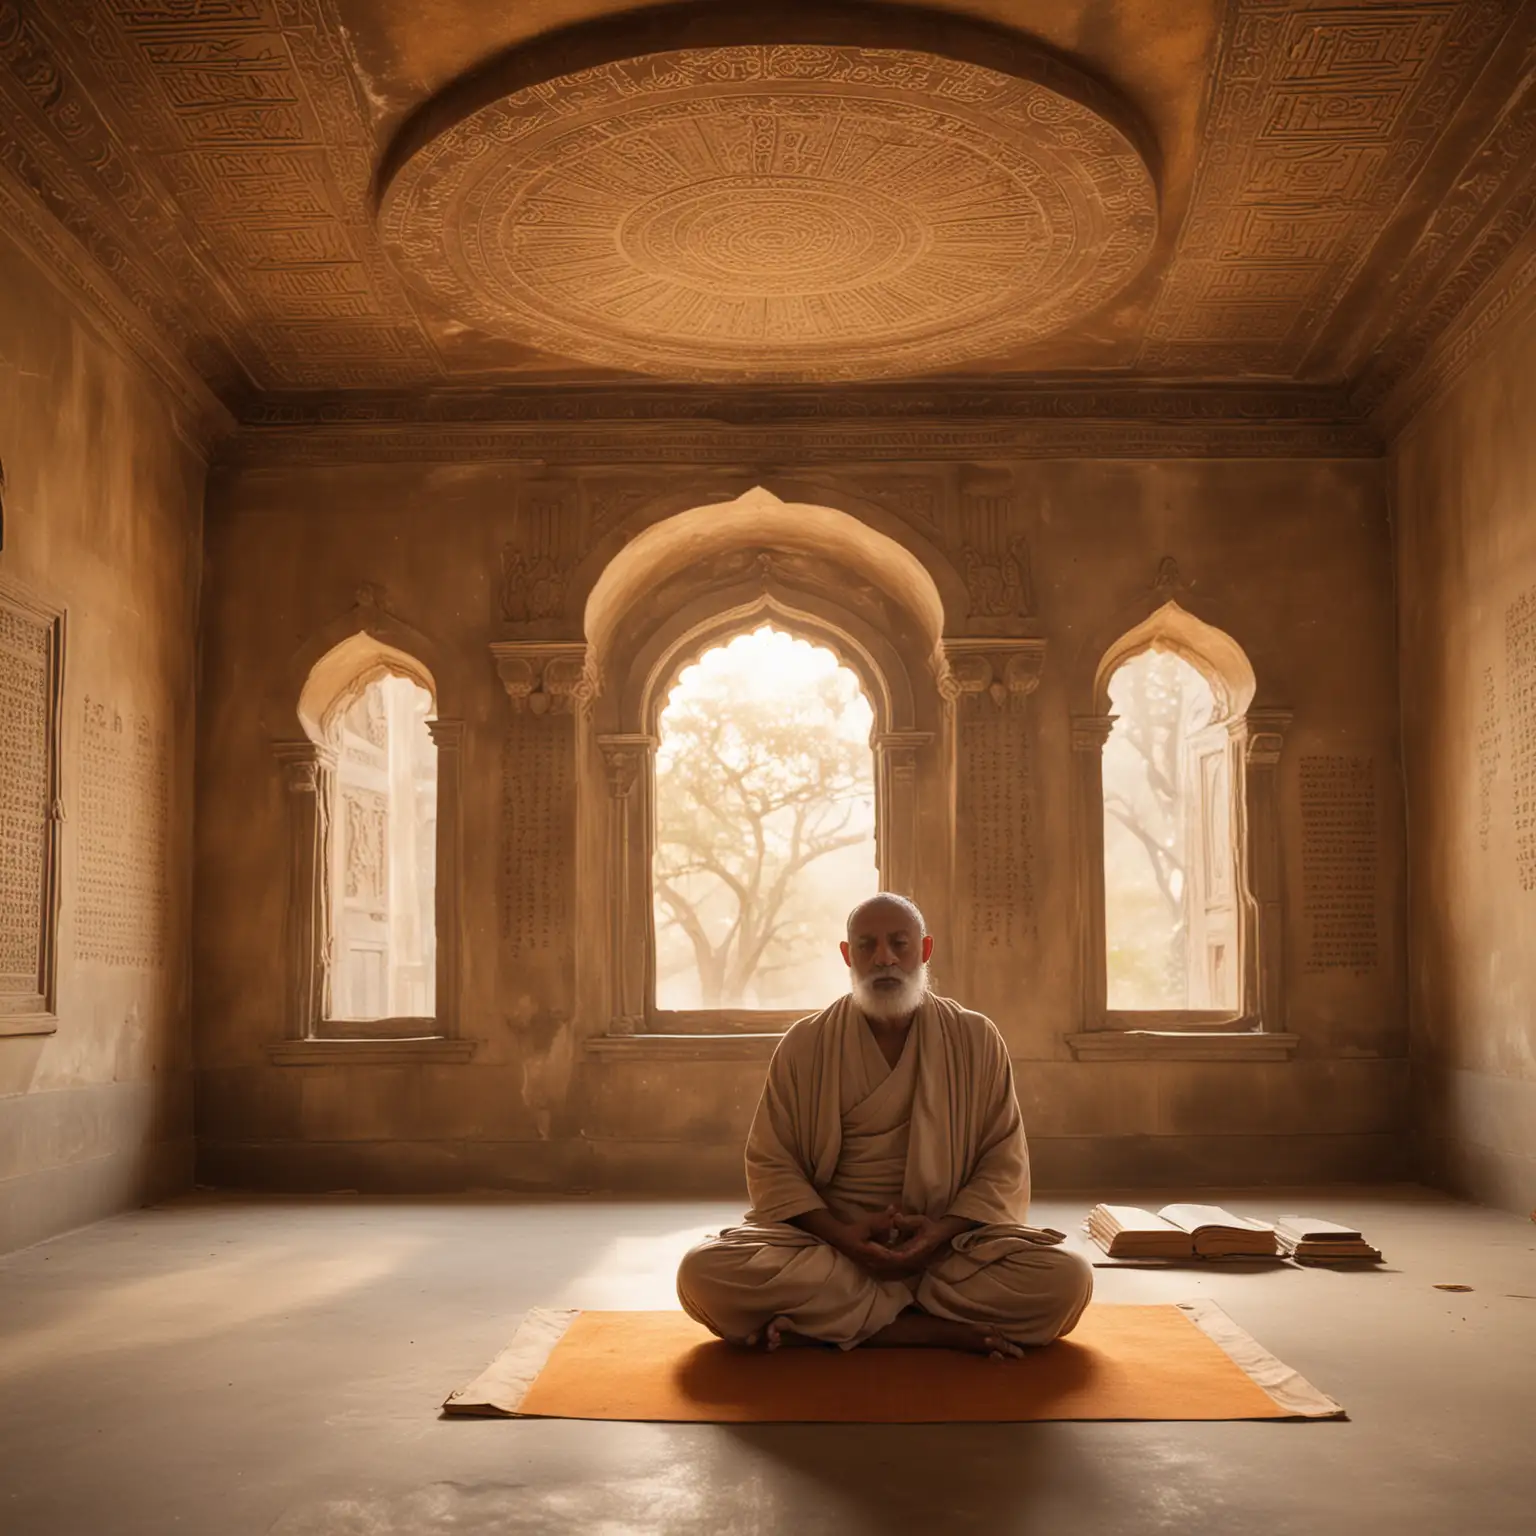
left=1086, top=1203, right=1279, bottom=1260
left=1274, top=1215, right=1382, bottom=1263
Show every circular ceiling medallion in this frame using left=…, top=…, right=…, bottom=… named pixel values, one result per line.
left=379, top=46, right=1158, bottom=382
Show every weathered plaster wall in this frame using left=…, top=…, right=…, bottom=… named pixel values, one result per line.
left=1394, top=303, right=1536, bottom=1216
left=0, top=230, right=206, bottom=1253
left=195, top=451, right=1406, bottom=1194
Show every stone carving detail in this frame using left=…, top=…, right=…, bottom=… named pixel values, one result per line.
left=847, top=476, right=944, bottom=542
left=959, top=480, right=1033, bottom=620
left=959, top=700, right=1037, bottom=950
left=341, top=788, right=387, bottom=903
left=1476, top=662, right=1503, bottom=854
left=499, top=725, right=573, bottom=958
left=941, top=638, right=1043, bottom=952
left=78, top=697, right=169, bottom=970
left=379, top=46, right=1157, bottom=383
left=0, top=587, right=57, bottom=1005
left=1508, top=586, right=1536, bottom=890
left=1353, top=61, right=1536, bottom=424
left=500, top=484, right=577, bottom=625
left=30, top=0, right=439, bottom=390
left=586, top=483, right=659, bottom=540
left=493, top=641, right=593, bottom=717
left=1142, top=0, right=1507, bottom=374
left=600, top=741, right=646, bottom=800
left=1300, top=754, right=1379, bottom=972
left=939, top=640, right=1046, bottom=710
left=0, top=0, right=1524, bottom=430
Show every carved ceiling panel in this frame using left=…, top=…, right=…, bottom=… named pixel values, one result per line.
left=378, top=45, right=1157, bottom=382
left=0, top=0, right=1531, bottom=427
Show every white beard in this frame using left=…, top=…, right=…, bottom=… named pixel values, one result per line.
left=851, top=963, right=930, bottom=1022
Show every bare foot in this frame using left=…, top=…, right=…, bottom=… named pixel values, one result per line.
left=862, top=1310, right=1024, bottom=1360
left=740, top=1316, right=822, bottom=1351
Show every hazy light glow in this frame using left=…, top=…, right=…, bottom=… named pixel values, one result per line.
left=654, top=625, right=878, bottom=1010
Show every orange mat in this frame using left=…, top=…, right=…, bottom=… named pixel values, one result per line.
left=447, top=1303, right=1344, bottom=1422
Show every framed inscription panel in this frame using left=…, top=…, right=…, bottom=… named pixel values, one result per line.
left=0, top=575, right=64, bottom=1027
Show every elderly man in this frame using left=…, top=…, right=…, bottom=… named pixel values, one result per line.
left=677, top=893, right=1091, bottom=1358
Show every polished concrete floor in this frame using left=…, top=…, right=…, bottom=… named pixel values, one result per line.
left=0, top=1187, right=1533, bottom=1535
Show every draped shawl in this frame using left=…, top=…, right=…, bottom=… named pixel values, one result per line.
left=745, top=993, right=1032, bottom=1228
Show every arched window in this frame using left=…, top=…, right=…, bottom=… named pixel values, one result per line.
left=325, top=673, right=438, bottom=1021
left=652, top=625, right=878, bottom=1010
left=1102, top=648, right=1235, bottom=1011
left=1074, top=601, right=1289, bottom=1037
left=277, top=624, right=465, bottom=1050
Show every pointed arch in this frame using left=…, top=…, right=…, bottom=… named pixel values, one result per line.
left=573, top=484, right=956, bottom=1034
left=1073, top=601, right=1290, bottom=1038
left=1094, top=600, right=1256, bottom=721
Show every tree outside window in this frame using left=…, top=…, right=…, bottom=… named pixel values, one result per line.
left=653, top=625, right=878, bottom=1010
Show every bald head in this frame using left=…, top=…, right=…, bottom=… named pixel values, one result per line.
left=845, top=892, right=927, bottom=941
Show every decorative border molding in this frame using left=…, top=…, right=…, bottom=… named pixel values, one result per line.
left=239, top=381, right=1365, bottom=427
left=223, top=393, right=1382, bottom=467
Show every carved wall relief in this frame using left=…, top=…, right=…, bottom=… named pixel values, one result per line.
left=1508, top=585, right=1536, bottom=891
left=1476, top=661, right=1503, bottom=854
left=959, top=478, right=1034, bottom=622
left=1141, top=0, right=1507, bottom=375
left=498, top=722, right=574, bottom=960
left=500, top=483, right=579, bottom=626
left=0, top=579, right=62, bottom=1016
left=494, top=642, right=586, bottom=978
left=78, top=697, right=169, bottom=971
left=1300, top=754, right=1380, bottom=972
left=943, top=641, right=1044, bottom=963
left=341, top=788, right=387, bottom=904
left=492, top=641, right=593, bottom=717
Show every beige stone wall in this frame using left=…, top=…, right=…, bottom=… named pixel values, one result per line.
left=0, top=231, right=206, bottom=1253
left=195, top=452, right=1407, bottom=1194
left=1394, top=303, right=1536, bottom=1216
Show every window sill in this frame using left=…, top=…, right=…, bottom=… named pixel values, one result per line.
left=585, top=1032, right=783, bottom=1062
left=0, top=1014, right=58, bottom=1039
left=648, top=1010, right=806, bottom=1035
left=1064, top=1031, right=1299, bottom=1062
left=266, top=1037, right=477, bottom=1066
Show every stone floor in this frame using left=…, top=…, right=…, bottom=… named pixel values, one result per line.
left=0, top=1186, right=1533, bottom=1535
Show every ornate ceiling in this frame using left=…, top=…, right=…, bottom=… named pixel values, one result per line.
left=1, top=0, right=1534, bottom=438
left=378, top=45, right=1158, bottom=382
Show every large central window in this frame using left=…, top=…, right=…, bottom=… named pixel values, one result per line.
left=652, top=625, right=878, bottom=1010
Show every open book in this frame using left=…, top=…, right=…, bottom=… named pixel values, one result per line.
left=1087, top=1203, right=1279, bottom=1260
left=1274, top=1215, right=1382, bottom=1263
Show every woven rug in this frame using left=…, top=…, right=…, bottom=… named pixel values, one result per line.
left=443, top=1301, right=1344, bottom=1422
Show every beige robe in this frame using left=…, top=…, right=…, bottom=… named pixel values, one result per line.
left=676, top=994, right=1092, bottom=1347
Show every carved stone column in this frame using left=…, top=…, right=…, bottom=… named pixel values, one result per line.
left=1237, top=709, right=1292, bottom=1030
left=426, top=718, right=464, bottom=1036
left=940, top=639, right=1046, bottom=1005
left=598, top=732, right=656, bottom=1034
left=873, top=730, right=932, bottom=899
left=272, top=739, right=335, bottom=1038
left=1070, top=714, right=1116, bottom=1030
left=491, top=642, right=591, bottom=1026
left=491, top=641, right=594, bottom=718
